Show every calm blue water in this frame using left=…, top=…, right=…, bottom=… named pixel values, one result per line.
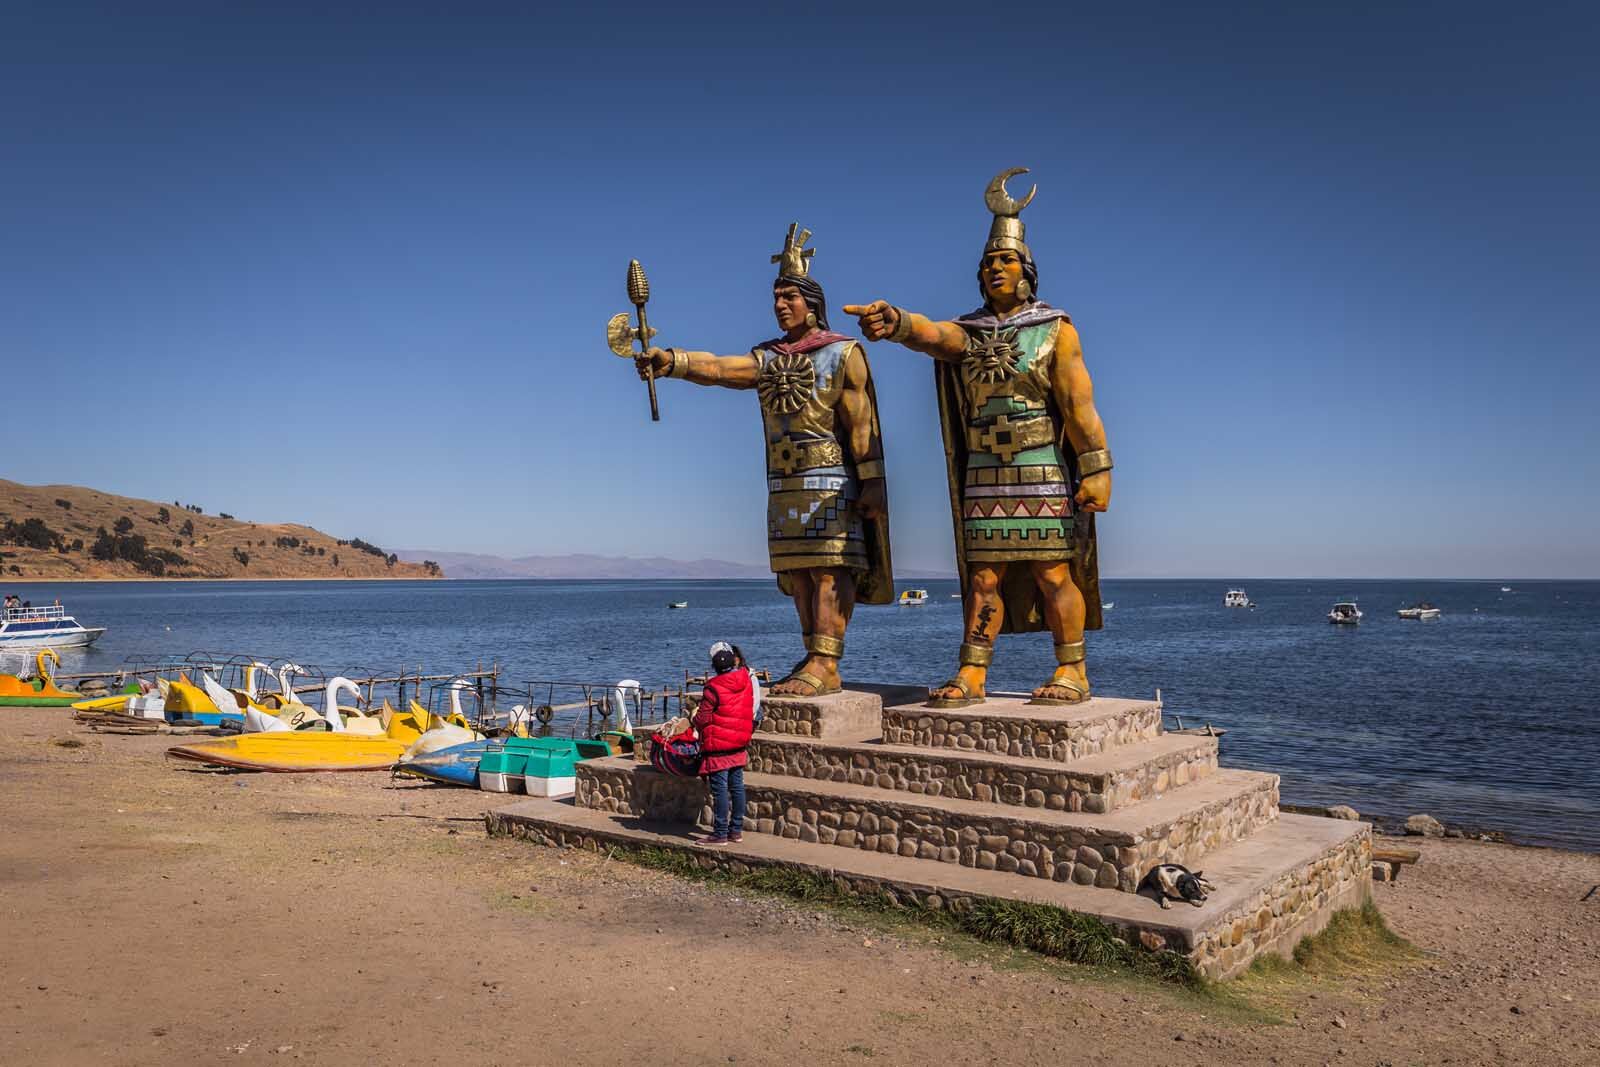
left=7, top=578, right=1598, bottom=852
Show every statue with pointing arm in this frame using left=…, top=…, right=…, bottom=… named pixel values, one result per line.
left=845, top=168, right=1112, bottom=709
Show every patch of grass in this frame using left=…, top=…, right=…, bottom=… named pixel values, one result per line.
left=619, top=845, right=1203, bottom=987
left=1228, top=902, right=1422, bottom=1012
left=1291, top=901, right=1420, bottom=974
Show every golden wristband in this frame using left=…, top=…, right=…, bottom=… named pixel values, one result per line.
left=855, top=459, right=886, bottom=480
left=888, top=307, right=914, bottom=343
left=1076, top=448, right=1113, bottom=477
left=667, top=348, right=691, bottom=379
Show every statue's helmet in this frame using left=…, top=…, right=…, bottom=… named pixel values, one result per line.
left=771, top=222, right=828, bottom=328
left=976, top=167, right=1040, bottom=304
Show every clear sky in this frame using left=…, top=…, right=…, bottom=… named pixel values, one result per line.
left=3, top=2, right=1595, bottom=577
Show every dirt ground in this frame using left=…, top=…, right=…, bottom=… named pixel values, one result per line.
left=2, top=708, right=1596, bottom=1066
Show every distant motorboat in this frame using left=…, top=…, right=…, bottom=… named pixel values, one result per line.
left=897, top=589, right=929, bottom=606
left=1328, top=601, right=1363, bottom=625
left=1500, top=586, right=1512, bottom=593
left=1101, top=601, right=1114, bottom=610
left=1397, top=603, right=1441, bottom=620
left=1224, top=589, right=1252, bottom=608
left=0, top=604, right=105, bottom=651
left=667, top=601, right=688, bottom=609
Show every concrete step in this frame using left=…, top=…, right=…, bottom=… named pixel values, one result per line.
left=487, top=800, right=1372, bottom=982
left=576, top=758, right=1278, bottom=892
left=881, top=694, right=1164, bottom=762
left=748, top=730, right=1219, bottom=814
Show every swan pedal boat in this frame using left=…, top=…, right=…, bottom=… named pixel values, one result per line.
left=0, top=650, right=86, bottom=707
left=166, top=695, right=434, bottom=772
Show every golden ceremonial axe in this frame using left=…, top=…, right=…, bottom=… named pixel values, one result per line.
left=606, top=259, right=661, bottom=422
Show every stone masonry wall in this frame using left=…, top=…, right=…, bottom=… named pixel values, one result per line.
left=577, top=761, right=1279, bottom=894
left=1164, top=829, right=1373, bottom=979
left=486, top=807, right=1371, bottom=981
left=747, top=736, right=1218, bottom=815
left=881, top=702, right=1164, bottom=762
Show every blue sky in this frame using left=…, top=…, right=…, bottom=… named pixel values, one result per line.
left=3, top=2, right=1595, bottom=577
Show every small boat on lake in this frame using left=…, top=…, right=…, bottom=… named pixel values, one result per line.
left=0, top=649, right=86, bottom=706
left=1328, top=601, right=1363, bottom=625
left=1397, top=603, right=1441, bottom=620
left=1224, top=589, right=1251, bottom=608
left=667, top=601, right=688, bottom=609
left=1101, top=601, right=1114, bottom=610
left=1500, top=586, right=1512, bottom=593
left=897, top=589, right=929, bottom=606
left=0, top=604, right=105, bottom=651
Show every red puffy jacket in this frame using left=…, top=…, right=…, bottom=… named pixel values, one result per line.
left=691, top=667, right=754, bottom=775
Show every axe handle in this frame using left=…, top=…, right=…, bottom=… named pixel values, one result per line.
left=636, top=303, right=660, bottom=422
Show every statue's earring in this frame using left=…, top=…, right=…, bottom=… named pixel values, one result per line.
left=1018, top=279, right=1033, bottom=301
left=805, top=311, right=818, bottom=328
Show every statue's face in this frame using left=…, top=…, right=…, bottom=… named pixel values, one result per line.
left=982, top=251, right=1023, bottom=302
left=773, top=284, right=810, bottom=332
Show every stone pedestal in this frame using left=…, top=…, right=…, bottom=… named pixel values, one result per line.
left=499, top=684, right=1372, bottom=980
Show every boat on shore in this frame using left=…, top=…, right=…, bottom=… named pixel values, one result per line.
left=0, top=604, right=105, bottom=651
left=1397, top=603, right=1441, bottom=620
left=0, top=649, right=86, bottom=706
left=1328, top=601, right=1363, bottom=625
left=897, top=589, right=929, bottom=606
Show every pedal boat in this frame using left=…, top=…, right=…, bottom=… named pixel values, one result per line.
left=165, top=699, right=429, bottom=772
left=0, top=650, right=86, bottom=706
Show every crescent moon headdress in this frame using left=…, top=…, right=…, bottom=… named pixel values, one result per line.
left=983, top=167, right=1037, bottom=260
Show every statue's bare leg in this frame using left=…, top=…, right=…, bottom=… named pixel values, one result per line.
left=1027, top=560, right=1089, bottom=704
left=771, top=567, right=855, bottom=696
left=929, top=563, right=1005, bottom=706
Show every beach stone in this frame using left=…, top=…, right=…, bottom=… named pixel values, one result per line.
left=1405, top=813, right=1445, bottom=837
left=1326, top=805, right=1360, bottom=821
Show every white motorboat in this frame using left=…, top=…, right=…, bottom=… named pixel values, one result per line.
left=1328, top=601, right=1363, bottom=625
left=897, top=589, right=929, bottom=606
left=1397, top=603, right=1441, bottom=620
left=1224, top=589, right=1251, bottom=608
left=0, top=605, right=106, bottom=651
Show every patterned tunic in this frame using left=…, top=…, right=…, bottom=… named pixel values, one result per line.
left=957, top=317, right=1076, bottom=563
left=753, top=337, right=870, bottom=575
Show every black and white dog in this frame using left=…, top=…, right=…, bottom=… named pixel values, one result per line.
left=1138, top=864, right=1216, bottom=909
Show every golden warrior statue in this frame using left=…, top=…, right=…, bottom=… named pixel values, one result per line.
left=846, top=169, right=1112, bottom=708
left=636, top=226, right=893, bottom=696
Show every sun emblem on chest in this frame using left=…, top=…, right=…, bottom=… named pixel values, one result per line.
left=757, top=351, right=817, bottom=415
left=962, top=326, right=1022, bottom=386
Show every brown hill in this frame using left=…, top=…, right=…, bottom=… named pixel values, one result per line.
left=0, top=480, right=442, bottom=581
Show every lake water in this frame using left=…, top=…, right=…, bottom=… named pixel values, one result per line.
left=7, top=577, right=1598, bottom=852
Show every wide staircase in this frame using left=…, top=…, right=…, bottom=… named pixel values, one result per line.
left=487, top=686, right=1371, bottom=979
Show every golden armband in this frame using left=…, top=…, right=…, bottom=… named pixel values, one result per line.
left=855, top=459, right=886, bottom=480
left=1076, top=448, right=1113, bottom=477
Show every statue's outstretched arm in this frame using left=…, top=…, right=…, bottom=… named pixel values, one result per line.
left=635, top=347, right=761, bottom=390
left=1050, top=322, right=1112, bottom=513
left=843, top=302, right=967, bottom=362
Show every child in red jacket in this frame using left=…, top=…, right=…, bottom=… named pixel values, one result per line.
left=692, top=647, right=755, bottom=844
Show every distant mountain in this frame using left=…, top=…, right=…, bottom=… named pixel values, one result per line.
left=394, top=550, right=770, bottom=579
left=0, top=480, right=441, bottom=581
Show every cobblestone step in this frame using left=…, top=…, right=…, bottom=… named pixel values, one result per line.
left=576, top=758, right=1278, bottom=892
left=748, top=730, right=1219, bottom=814
left=487, top=800, right=1372, bottom=981
left=880, top=694, right=1164, bottom=762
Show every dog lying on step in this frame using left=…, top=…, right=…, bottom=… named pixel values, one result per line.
left=1138, top=864, right=1216, bottom=909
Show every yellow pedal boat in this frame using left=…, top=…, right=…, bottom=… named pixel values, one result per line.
left=0, top=650, right=85, bottom=707
left=166, top=700, right=429, bottom=772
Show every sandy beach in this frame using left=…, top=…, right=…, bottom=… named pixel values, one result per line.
left=1, top=706, right=1595, bottom=1066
